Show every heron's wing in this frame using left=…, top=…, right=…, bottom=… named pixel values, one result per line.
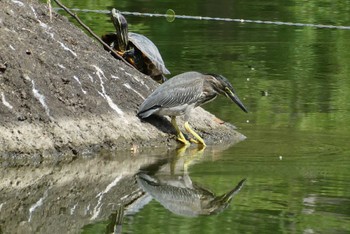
left=137, top=72, right=205, bottom=118
left=154, top=82, right=203, bottom=107
left=138, top=72, right=204, bottom=116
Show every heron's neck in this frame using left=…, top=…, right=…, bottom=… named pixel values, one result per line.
left=196, top=93, right=217, bottom=107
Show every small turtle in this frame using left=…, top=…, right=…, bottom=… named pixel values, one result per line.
left=102, top=9, right=170, bottom=83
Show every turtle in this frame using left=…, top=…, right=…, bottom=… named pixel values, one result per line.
left=102, top=8, right=170, bottom=83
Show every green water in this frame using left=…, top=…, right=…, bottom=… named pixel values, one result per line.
left=55, top=0, right=350, bottom=233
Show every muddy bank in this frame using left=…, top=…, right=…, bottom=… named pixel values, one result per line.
left=0, top=0, right=245, bottom=159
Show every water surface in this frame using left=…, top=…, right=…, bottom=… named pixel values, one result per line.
left=51, top=0, right=350, bottom=233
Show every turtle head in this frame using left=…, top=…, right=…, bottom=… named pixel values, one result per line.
left=111, top=8, right=128, bottom=52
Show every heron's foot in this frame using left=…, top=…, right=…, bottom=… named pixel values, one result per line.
left=171, top=116, right=191, bottom=145
left=189, top=138, right=199, bottom=144
left=176, top=132, right=191, bottom=146
left=189, top=136, right=206, bottom=146
left=184, top=122, right=207, bottom=146
left=189, top=138, right=207, bottom=152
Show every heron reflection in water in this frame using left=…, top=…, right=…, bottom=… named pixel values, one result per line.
left=136, top=147, right=246, bottom=217
left=136, top=173, right=245, bottom=217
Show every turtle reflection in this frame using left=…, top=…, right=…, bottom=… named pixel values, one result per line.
left=136, top=172, right=246, bottom=217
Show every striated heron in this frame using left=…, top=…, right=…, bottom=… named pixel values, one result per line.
left=137, top=71, right=248, bottom=146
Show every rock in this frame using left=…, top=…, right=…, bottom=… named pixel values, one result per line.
left=0, top=0, right=245, bottom=159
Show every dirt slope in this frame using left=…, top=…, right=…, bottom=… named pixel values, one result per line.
left=0, top=0, right=245, bottom=159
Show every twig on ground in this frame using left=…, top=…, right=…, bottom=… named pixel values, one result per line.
left=47, top=0, right=52, bottom=22
left=52, top=0, right=133, bottom=67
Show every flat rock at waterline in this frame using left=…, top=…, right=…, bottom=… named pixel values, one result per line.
left=0, top=0, right=245, bottom=158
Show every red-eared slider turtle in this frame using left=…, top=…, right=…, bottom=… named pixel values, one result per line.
left=102, top=9, right=170, bottom=83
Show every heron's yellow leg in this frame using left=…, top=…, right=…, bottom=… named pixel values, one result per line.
left=183, top=146, right=206, bottom=172
left=184, top=121, right=206, bottom=146
left=171, top=117, right=190, bottom=145
left=169, top=144, right=190, bottom=174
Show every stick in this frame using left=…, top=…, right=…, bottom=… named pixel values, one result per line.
left=52, top=0, right=133, bottom=67
left=47, top=0, right=52, bottom=22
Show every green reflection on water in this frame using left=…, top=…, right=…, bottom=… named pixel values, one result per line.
left=49, top=0, right=350, bottom=233
left=116, top=131, right=350, bottom=234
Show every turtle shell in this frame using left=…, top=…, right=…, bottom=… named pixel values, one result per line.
left=128, top=32, right=170, bottom=77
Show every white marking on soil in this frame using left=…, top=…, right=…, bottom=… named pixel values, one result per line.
left=57, top=64, right=66, bottom=69
left=22, top=74, right=31, bottom=81
left=9, top=45, right=16, bottom=51
left=105, top=94, right=123, bottom=115
left=70, top=203, right=78, bottom=215
left=21, top=27, right=33, bottom=33
left=125, top=72, right=132, bottom=77
left=30, top=5, right=48, bottom=29
left=33, top=14, right=74, bottom=58
left=120, top=194, right=129, bottom=200
left=58, top=41, right=77, bottom=57
left=97, top=91, right=104, bottom=98
left=1, top=92, right=13, bottom=109
left=111, top=75, right=120, bottom=80
left=85, top=203, right=91, bottom=215
left=93, top=65, right=124, bottom=116
left=134, top=77, right=150, bottom=90
left=28, top=190, right=48, bottom=222
left=119, top=67, right=125, bottom=71
left=31, top=79, right=51, bottom=117
left=39, top=20, right=48, bottom=29
left=48, top=32, right=55, bottom=39
left=88, top=74, right=94, bottom=82
left=94, top=66, right=107, bottom=80
left=90, top=175, right=123, bottom=220
left=73, top=76, right=87, bottom=94
left=123, top=83, right=145, bottom=100
left=0, top=202, right=5, bottom=212
left=30, top=5, right=37, bottom=18
left=11, top=0, right=24, bottom=7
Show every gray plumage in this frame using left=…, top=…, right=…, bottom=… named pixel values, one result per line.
left=137, top=71, right=247, bottom=120
left=137, top=71, right=247, bottom=145
left=136, top=173, right=246, bottom=216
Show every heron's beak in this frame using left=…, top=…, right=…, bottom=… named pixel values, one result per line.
left=225, top=88, right=248, bottom=113
left=111, top=8, right=128, bottom=52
